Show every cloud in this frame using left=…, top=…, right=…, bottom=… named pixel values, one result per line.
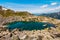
left=44, top=6, right=60, bottom=13
left=51, top=2, right=57, bottom=6
left=40, top=4, right=48, bottom=8
left=0, top=2, right=60, bottom=13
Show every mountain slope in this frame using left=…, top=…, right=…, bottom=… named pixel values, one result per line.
left=40, top=12, right=60, bottom=19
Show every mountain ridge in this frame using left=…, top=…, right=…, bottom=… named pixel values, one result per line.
left=39, top=12, right=60, bottom=19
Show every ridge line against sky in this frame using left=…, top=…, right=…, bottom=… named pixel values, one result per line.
left=0, top=0, right=60, bottom=14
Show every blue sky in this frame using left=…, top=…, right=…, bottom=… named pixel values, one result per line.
left=0, top=0, right=60, bottom=13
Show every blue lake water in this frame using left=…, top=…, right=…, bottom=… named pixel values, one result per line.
left=6, top=21, right=55, bottom=30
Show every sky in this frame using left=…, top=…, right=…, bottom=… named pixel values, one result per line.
left=0, top=0, right=60, bottom=14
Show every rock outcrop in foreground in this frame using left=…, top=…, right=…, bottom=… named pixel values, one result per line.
left=0, top=27, right=60, bottom=40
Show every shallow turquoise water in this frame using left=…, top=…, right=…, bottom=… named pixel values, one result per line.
left=6, top=21, right=55, bottom=30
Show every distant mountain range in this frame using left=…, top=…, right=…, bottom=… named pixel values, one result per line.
left=39, top=12, right=60, bottom=19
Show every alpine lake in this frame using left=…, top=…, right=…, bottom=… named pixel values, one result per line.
left=5, top=21, right=55, bottom=31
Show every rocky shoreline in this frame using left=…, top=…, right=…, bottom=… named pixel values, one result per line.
left=0, top=27, right=60, bottom=40
left=0, top=16, right=60, bottom=40
left=0, top=16, right=60, bottom=26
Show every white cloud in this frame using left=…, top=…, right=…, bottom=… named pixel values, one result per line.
left=40, top=4, right=48, bottom=8
left=49, top=6, right=60, bottom=11
left=0, top=2, right=60, bottom=13
left=51, top=2, right=57, bottom=6
left=45, top=6, right=60, bottom=13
